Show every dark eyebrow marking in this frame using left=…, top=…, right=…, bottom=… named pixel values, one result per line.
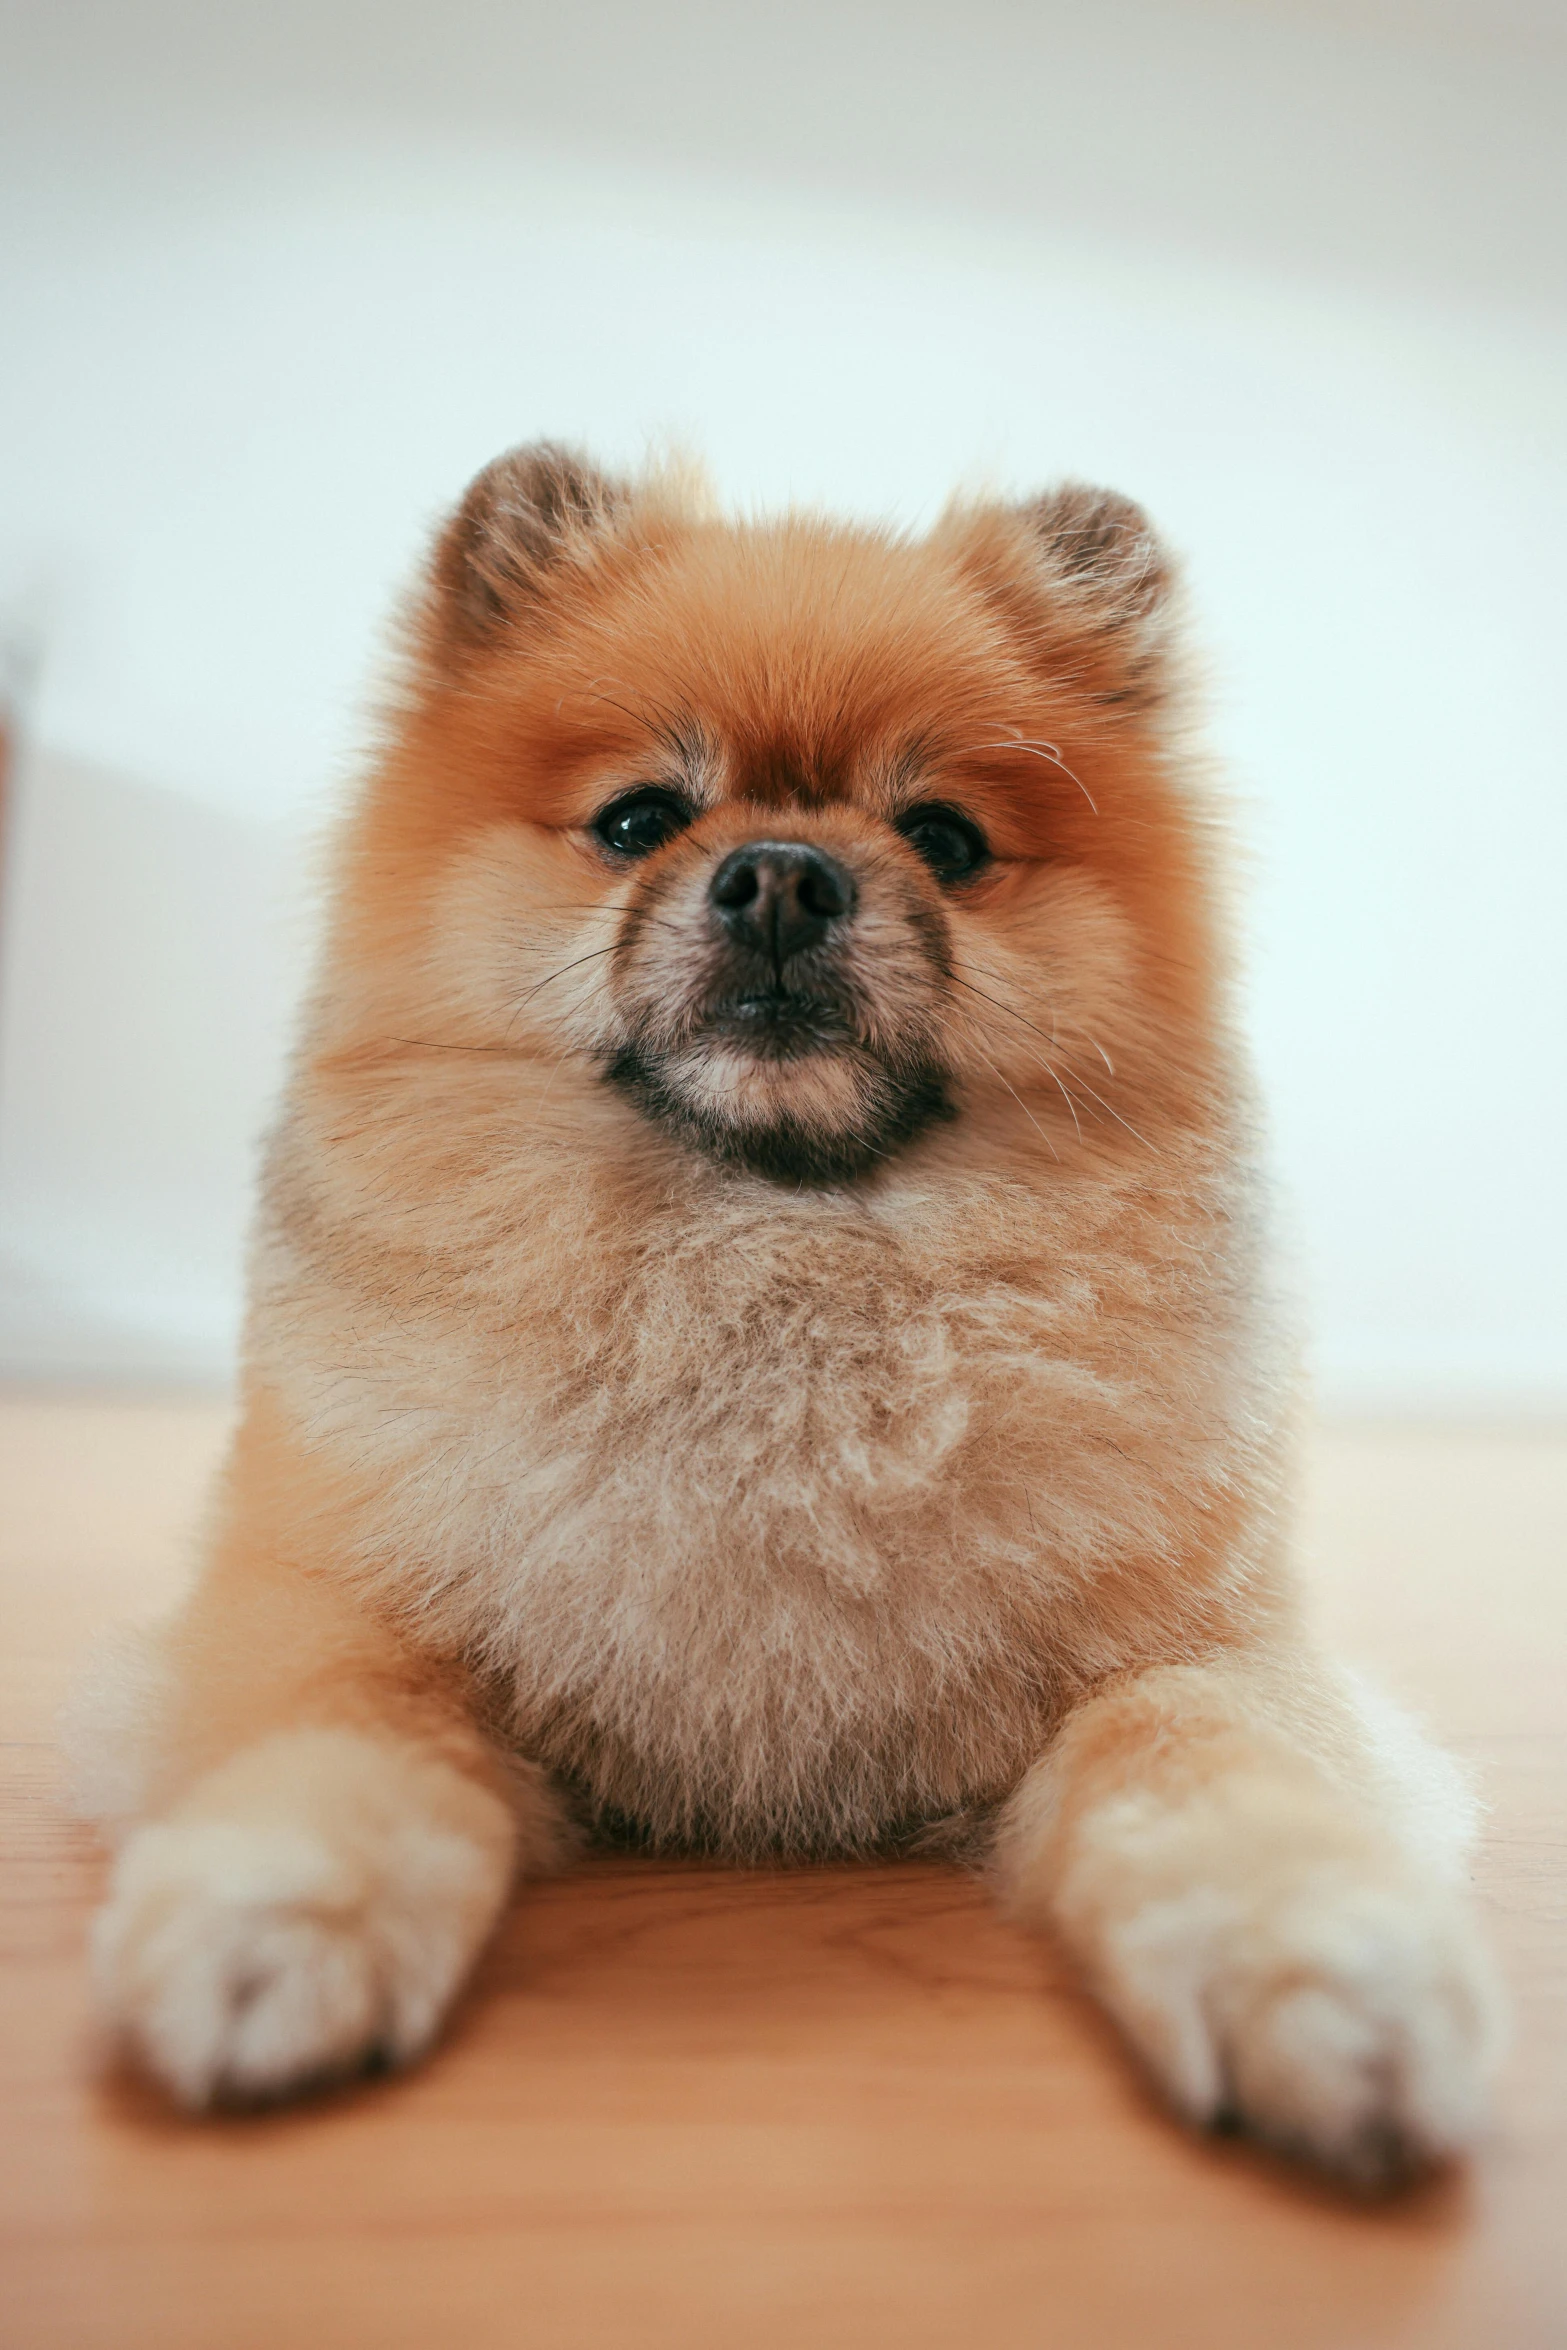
left=880, top=731, right=943, bottom=807
left=574, top=676, right=715, bottom=775
left=730, top=732, right=851, bottom=808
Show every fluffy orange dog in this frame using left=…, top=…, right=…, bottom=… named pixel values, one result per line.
left=80, top=447, right=1499, bottom=2181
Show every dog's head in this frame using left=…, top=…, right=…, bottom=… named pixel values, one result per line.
left=328, top=445, right=1226, bottom=1184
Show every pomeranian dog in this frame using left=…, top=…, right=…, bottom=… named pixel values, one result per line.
left=80, top=445, right=1500, bottom=2183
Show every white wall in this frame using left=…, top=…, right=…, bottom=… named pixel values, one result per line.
left=2, top=0, right=1564, bottom=1408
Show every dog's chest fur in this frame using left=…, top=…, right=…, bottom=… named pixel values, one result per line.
left=254, top=1090, right=1283, bottom=1856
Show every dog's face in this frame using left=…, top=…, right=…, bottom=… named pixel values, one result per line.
left=597, top=782, right=959, bottom=1183
left=331, top=448, right=1224, bottom=1183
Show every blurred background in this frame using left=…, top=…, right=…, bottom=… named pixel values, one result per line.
left=0, top=0, right=1562, bottom=1409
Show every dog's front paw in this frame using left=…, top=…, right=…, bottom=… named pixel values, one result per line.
left=91, top=1730, right=515, bottom=2108
left=1104, top=1877, right=1504, bottom=2186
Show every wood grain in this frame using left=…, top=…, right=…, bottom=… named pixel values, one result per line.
left=1, top=1399, right=1563, bottom=2348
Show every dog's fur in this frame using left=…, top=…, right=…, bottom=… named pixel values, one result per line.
left=79, top=447, right=1501, bottom=2181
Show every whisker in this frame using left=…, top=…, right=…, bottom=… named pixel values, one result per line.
left=383, top=1037, right=529, bottom=1057
left=499, top=943, right=623, bottom=1051
left=383, top=919, right=679, bottom=1061
left=956, top=961, right=1117, bottom=1080
left=952, top=962, right=1111, bottom=1138
left=526, top=902, right=690, bottom=945
left=1059, top=1070, right=1157, bottom=1154
left=1022, top=1043, right=1085, bottom=1141
left=960, top=1026, right=1060, bottom=1162
left=953, top=979, right=1085, bottom=1142
left=963, top=736, right=1098, bottom=814
left=949, top=969, right=1160, bottom=1153
left=948, top=970, right=1066, bottom=1058
left=956, top=961, right=1063, bottom=1044
left=517, top=943, right=621, bottom=1007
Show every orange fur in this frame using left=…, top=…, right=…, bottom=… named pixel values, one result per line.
left=77, top=446, right=1500, bottom=2178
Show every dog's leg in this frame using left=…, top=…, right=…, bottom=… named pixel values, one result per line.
left=994, top=1656, right=1503, bottom=2184
left=79, top=1406, right=566, bottom=2109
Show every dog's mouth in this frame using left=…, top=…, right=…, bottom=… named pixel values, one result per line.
left=605, top=984, right=953, bottom=1185
left=703, top=988, right=853, bottom=1060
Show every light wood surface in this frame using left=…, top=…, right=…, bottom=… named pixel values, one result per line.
left=2, top=1398, right=1563, bottom=2348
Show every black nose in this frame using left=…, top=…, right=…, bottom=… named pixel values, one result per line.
left=708, top=841, right=857, bottom=967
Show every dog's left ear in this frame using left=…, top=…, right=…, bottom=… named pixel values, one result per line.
left=944, top=483, right=1180, bottom=712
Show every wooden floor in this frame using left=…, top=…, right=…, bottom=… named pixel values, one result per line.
left=2, top=1400, right=1564, bottom=2348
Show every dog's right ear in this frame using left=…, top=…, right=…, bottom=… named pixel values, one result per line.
left=427, top=442, right=630, bottom=657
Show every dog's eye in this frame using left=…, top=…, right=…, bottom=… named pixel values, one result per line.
left=593, top=788, right=695, bottom=860
left=895, top=804, right=989, bottom=883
